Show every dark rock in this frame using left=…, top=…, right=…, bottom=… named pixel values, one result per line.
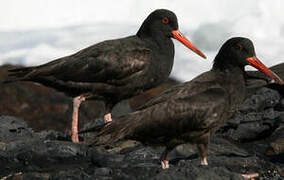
left=279, top=99, right=284, bottom=111
left=35, top=130, right=69, bottom=141
left=225, top=122, right=271, bottom=142
left=218, top=87, right=283, bottom=142
left=1, top=63, right=284, bottom=179
left=50, top=170, right=94, bottom=180
left=88, top=147, right=126, bottom=168
left=280, top=112, right=284, bottom=123
left=219, top=110, right=281, bottom=142
left=266, top=126, right=284, bottom=160
left=1, top=172, right=50, bottom=180
left=124, top=146, right=161, bottom=164
left=240, top=88, right=281, bottom=113
left=170, top=137, right=249, bottom=162
left=0, top=116, right=34, bottom=143
left=94, top=167, right=113, bottom=176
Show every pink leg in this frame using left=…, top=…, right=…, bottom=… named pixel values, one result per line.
left=104, top=113, right=112, bottom=123
left=200, top=156, right=208, bottom=165
left=161, top=160, right=169, bottom=169
left=71, top=95, right=85, bottom=143
left=197, top=133, right=210, bottom=166
left=160, top=148, right=170, bottom=169
left=197, top=143, right=209, bottom=166
left=242, top=173, right=259, bottom=179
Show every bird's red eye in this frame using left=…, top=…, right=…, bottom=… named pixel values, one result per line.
left=235, top=43, right=243, bottom=51
left=162, top=17, right=169, bottom=24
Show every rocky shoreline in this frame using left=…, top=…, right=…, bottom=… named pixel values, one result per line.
left=0, top=64, right=283, bottom=179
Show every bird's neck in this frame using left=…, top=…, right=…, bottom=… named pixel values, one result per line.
left=212, top=53, right=245, bottom=73
left=137, top=26, right=174, bottom=55
left=212, top=62, right=246, bottom=86
left=212, top=59, right=247, bottom=113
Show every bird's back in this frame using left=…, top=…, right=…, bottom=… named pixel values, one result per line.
left=5, top=35, right=174, bottom=100
left=91, top=70, right=234, bottom=146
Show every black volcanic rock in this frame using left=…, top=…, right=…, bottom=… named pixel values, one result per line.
left=0, top=116, right=283, bottom=179
left=218, top=87, right=283, bottom=142
left=265, top=126, right=284, bottom=161
left=0, top=116, right=34, bottom=143
left=1, top=63, right=284, bottom=179
left=240, top=87, right=281, bottom=113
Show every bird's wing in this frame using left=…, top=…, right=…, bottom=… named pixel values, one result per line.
left=94, top=79, right=229, bottom=145
left=138, top=71, right=218, bottom=109
left=132, top=86, right=229, bottom=139
left=8, top=37, right=151, bottom=84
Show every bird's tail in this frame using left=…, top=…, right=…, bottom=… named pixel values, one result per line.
left=80, top=111, right=144, bottom=146
left=3, top=66, right=35, bottom=83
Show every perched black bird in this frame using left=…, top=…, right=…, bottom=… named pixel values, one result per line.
left=4, top=9, right=206, bottom=143
left=84, top=37, right=283, bottom=169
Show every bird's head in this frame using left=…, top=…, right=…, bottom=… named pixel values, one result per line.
left=214, top=37, right=283, bottom=84
left=137, top=9, right=206, bottom=59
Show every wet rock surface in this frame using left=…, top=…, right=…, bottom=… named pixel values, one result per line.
left=218, top=88, right=283, bottom=143
left=0, top=64, right=284, bottom=179
left=1, top=86, right=284, bottom=179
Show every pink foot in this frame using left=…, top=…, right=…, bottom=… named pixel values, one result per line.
left=71, top=95, right=85, bottom=143
left=104, top=113, right=112, bottom=123
left=71, top=131, right=79, bottom=143
left=161, top=160, right=169, bottom=169
left=201, top=157, right=208, bottom=165
left=242, top=173, right=259, bottom=179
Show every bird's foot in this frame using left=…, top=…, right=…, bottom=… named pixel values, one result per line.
left=104, top=113, right=112, bottom=123
left=241, top=173, right=259, bottom=179
left=71, top=133, right=79, bottom=143
left=65, top=129, right=79, bottom=143
left=161, top=160, right=169, bottom=169
left=200, top=157, right=208, bottom=166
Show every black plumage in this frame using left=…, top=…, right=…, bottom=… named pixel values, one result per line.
left=85, top=37, right=283, bottom=169
left=4, top=9, right=206, bottom=142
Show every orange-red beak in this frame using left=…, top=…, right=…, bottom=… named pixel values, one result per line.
left=247, top=56, right=283, bottom=85
left=171, top=30, right=206, bottom=59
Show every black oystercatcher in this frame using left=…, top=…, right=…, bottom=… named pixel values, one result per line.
left=84, top=37, right=283, bottom=169
left=4, top=9, right=206, bottom=143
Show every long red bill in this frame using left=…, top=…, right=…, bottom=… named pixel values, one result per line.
left=247, top=56, right=283, bottom=85
left=171, top=30, right=206, bottom=59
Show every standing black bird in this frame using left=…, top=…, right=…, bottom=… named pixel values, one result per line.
left=85, top=37, right=283, bottom=169
left=4, top=9, right=206, bottom=143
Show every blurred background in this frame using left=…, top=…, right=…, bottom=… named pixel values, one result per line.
left=0, top=0, right=283, bottom=81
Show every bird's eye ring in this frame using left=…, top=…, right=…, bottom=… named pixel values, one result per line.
left=162, top=17, right=169, bottom=24
left=235, top=43, right=243, bottom=51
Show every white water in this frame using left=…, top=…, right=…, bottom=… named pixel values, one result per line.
left=0, top=0, right=284, bottom=81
